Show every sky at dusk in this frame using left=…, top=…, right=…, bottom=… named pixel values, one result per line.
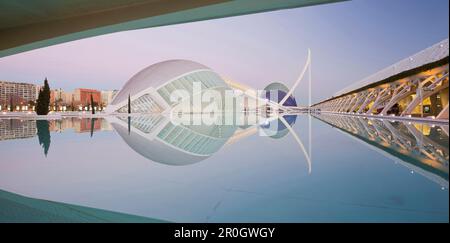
left=0, top=0, right=448, bottom=104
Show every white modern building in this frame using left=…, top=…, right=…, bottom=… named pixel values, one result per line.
left=106, top=60, right=231, bottom=114
left=313, top=39, right=449, bottom=120
left=101, top=90, right=118, bottom=106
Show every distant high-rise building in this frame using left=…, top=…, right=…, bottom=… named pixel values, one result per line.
left=63, top=91, right=74, bottom=105
left=0, top=81, right=38, bottom=111
left=0, top=80, right=117, bottom=112
left=101, top=90, right=118, bottom=106
left=50, top=89, right=58, bottom=104
left=73, top=88, right=101, bottom=109
left=35, top=85, right=41, bottom=101
left=49, top=88, right=74, bottom=110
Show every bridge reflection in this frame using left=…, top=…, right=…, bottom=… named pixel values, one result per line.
left=313, top=114, right=449, bottom=188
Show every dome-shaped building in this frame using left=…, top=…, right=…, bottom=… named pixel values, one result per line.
left=106, top=59, right=230, bottom=113
left=263, top=82, right=297, bottom=107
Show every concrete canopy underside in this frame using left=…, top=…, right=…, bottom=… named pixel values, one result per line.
left=0, top=0, right=345, bottom=58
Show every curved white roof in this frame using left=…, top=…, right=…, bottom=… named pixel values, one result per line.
left=335, top=38, right=449, bottom=97
left=264, top=82, right=290, bottom=93
left=111, top=59, right=211, bottom=105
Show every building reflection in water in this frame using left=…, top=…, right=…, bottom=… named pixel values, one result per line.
left=48, top=118, right=112, bottom=133
left=107, top=113, right=308, bottom=168
left=0, top=119, right=36, bottom=141
left=0, top=113, right=310, bottom=172
left=109, top=115, right=237, bottom=165
left=0, top=118, right=114, bottom=156
left=313, top=114, right=449, bottom=188
left=1, top=113, right=447, bottom=187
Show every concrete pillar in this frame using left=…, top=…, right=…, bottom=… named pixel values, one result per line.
left=380, top=83, right=410, bottom=115
left=436, top=103, right=448, bottom=119
left=332, top=98, right=345, bottom=112
left=366, top=87, right=389, bottom=115
left=344, top=94, right=358, bottom=112
left=349, top=92, right=367, bottom=112
left=338, top=96, right=352, bottom=112
left=356, top=91, right=376, bottom=113
left=401, top=81, right=449, bottom=116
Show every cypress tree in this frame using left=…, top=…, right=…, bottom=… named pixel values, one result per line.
left=91, top=94, right=95, bottom=114
left=9, top=96, right=13, bottom=112
left=128, top=94, right=131, bottom=114
left=36, top=78, right=50, bottom=115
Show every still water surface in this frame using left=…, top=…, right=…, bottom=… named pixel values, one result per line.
left=0, top=114, right=448, bottom=222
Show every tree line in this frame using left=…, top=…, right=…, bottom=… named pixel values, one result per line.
left=36, top=78, right=97, bottom=115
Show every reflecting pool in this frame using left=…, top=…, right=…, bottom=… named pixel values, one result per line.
left=0, top=114, right=448, bottom=222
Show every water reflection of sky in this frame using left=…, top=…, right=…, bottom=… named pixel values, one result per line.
left=0, top=115, right=448, bottom=222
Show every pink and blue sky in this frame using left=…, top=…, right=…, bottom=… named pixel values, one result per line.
left=0, top=0, right=448, bottom=104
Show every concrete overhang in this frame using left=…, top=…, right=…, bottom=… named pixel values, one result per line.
left=0, top=0, right=346, bottom=58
